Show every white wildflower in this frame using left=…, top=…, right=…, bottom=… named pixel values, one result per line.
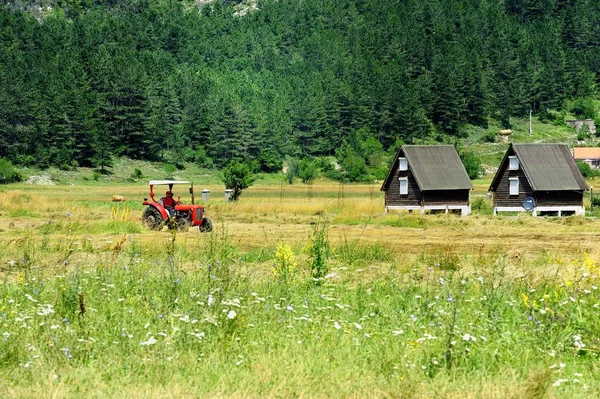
left=462, top=334, right=476, bottom=342
left=24, top=294, right=38, bottom=303
left=140, top=336, right=157, bottom=346
left=227, top=310, right=236, bottom=319
left=190, top=332, right=205, bottom=341
left=36, top=304, right=54, bottom=316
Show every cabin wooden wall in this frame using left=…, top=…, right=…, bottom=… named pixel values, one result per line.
left=423, top=190, right=470, bottom=205
left=492, top=161, right=534, bottom=207
left=536, top=191, right=583, bottom=206
left=384, top=165, right=421, bottom=206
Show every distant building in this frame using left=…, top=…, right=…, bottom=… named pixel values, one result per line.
left=566, top=119, right=596, bottom=135
left=572, top=147, right=600, bottom=169
left=381, top=145, right=473, bottom=216
left=489, top=144, right=588, bottom=216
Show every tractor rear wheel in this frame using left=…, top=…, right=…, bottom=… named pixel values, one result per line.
left=199, top=217, right=213, bottom=233
left=142, top=207, right=164, bottom=231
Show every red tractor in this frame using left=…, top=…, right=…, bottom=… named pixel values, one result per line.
left=142, top=180, right=212, bottom=232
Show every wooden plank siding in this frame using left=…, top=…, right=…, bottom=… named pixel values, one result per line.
left=535, top=191, right=584, bottom=207
left=423, top=190, right=469, bottom=205
left=384, top=163, right=421, bottom=206
left=492, top=162, right=534, bottom=207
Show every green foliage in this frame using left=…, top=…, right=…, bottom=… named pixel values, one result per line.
left=257, top=151, right=283, bottom=174
left=570, top=98, right=597, bottom=120
left=457, top=147, right=483, bottom=180
left=0, top=158, right=22, bottom=184
left=576, top=161, right=600, bottom=178
left=481, top=130, right=497, bottom=143
left=164, top=164, right=176, bottom=179
left=471, top=196, right=493, bottom=215
left=298, top=158, right=317, bottom=184
left=1, top=0, right=600, bottom=170
left=221, top=161, right=256, bottom=201
left=285, top=157, right=299, bottom=185
left=308, top=222, right=330, bottom=284
left=130, top=168, right=144, bottom=180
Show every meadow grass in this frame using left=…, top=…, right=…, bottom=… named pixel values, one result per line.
left=1, top=181, right=600, bottom=398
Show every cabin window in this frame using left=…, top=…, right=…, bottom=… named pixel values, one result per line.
left=509, top=156, right=519, bottom=170
left=509, top=177, right=519, bottom=196
left=399, top=177, right=408, bottom=195
left=399, top=157, right=408, bottom=171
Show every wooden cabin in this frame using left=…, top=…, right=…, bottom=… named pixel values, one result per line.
left=381, top=145, right=473, bottom=216
left=489, top=143, right=588, bottom=216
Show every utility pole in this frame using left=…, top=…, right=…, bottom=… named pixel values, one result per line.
left=529, top=109, right=533, bottom=136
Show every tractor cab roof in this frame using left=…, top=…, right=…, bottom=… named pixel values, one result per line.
left=148, top=180, right=195, bottom=203
left=149, top=180, right=191, bottom=186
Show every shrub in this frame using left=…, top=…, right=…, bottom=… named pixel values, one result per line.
left=458, top=148, right=483, bottom=180
left=130, top=168, right=144, bottom=180
left=258, top=151, right=283, bottom=173
left=471, top=196, right=493, bottom=215
left=164, top=164, right=176, bottom=179
left=0, top=158, right=22, bottom=184
left=340, top=152, right=368, bottom=182
left=221, top=161, right=256, bottom=201
left=576, top=161, right=599, bottom=178
left=570, top=98, right=597, bottom=119
left=481, top=130, right=496, bottom=143
left=285, top=157, right=299, bottom=184
left=298, top=158, right=317, bottom=184
left=308, top=222, right=330, bottom=284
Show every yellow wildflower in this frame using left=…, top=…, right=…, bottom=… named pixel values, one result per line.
left=521, top=293, right=529, bottom=307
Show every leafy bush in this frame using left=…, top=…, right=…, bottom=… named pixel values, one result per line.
left=194, top=146, right=213, bottom=168
left=314, top=157, right=335, bottom=174
left=130, top=168, right=144, bottom=180
left=457, top=148, right=483, bottom=180
left=0, top=158, right=22, bottom=184
left=298, top=158, right=317, bottom=184
left=340, top=152, right=368, bottom=182
left=471, top=196, right=493, bottom=215
left=570, top=98, right=597, bottom=119
left=481, top=130, right=496, bottom=143
left=221, top=161, right=256, bottom=201
left=576, top=161, right=600, bottom=178
left=308, top=222, right=330, bottom=284
left=164, top=164, right=176, bottom=179
left=285, top=157, right=299, bottom=184
left=258, top=151, right=283, bottom=173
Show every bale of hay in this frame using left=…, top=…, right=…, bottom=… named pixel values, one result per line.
left=112, top=195, right=126, bottom=202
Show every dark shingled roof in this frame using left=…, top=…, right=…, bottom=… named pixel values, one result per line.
left=382, top=145, right=473, bottom=191
left=490, top=143, right=588, bottom=192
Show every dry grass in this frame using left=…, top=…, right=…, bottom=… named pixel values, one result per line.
left=3, top=182, right=600, bottom=274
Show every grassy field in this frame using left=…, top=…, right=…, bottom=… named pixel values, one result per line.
left=2, top=174, right=600, bottom=398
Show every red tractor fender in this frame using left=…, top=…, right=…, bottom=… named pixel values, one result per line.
left=143, top=201, right=169, bottom=220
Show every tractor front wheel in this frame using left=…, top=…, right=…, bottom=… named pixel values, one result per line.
left=176, top=219, right=192, bottom=232
left=142, top=207, right=164, bottom=231
left=199, top=217, right=213, bottom=233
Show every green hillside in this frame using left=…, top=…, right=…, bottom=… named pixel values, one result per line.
left=1, top=0, right=600, bottom=180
